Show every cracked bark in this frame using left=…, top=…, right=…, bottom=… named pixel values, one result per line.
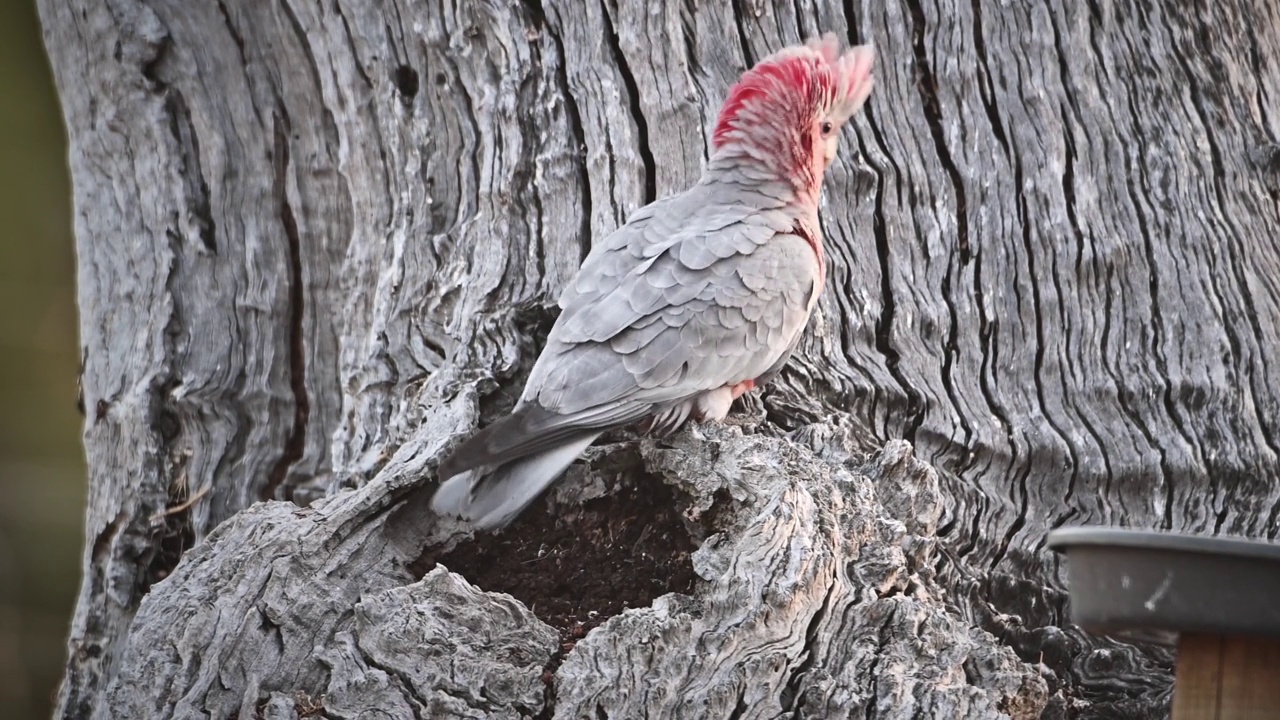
left=39, top=0, right=1280, bottom=718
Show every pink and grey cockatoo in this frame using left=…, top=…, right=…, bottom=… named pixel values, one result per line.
left=432, top=34, right=876, bottom=530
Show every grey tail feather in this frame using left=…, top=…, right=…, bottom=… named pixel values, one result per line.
left=430, top=432, right=601, bottom=531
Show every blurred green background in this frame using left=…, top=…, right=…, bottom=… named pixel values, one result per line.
left=0, top=2, right=86, bottom=719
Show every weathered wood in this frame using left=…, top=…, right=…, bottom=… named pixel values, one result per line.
left=1171, top=634, right=1280, bottom=720
left=94, top=422, right=1048, bottom=719
left=37, top=0, right=1280, bottom=717
left=1171, top=634, right=1225, bottom=720
left=550, top=433, right=1048, bottom=719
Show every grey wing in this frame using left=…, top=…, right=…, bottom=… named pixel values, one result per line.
left=443, top=191, right=818, bottom=478
left=528, top=225, right=820, bottom=416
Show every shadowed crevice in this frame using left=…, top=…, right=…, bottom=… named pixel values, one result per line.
left=599, top=0, right=656, bottom=204
left=264, top=109, right=310, bottom=503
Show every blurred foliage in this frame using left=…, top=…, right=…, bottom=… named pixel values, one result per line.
left=0, top=2, right=86, bottom=719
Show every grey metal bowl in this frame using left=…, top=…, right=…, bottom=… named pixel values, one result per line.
left=1047, top=527, right=1280, bottom=640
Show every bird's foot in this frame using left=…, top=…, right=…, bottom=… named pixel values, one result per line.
left=643, top=379, right=761, bottom=435
left=729, top=378, right=756, bottom=400
left=691, top=387, right=733, bottom=423
left=692, top=379, right=758, bottom=423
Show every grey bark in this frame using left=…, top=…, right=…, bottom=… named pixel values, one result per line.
left=38, top=0, right=1280, bottom=717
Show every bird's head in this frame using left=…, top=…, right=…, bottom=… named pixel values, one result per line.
left=711, top=34, right=875, bottom=195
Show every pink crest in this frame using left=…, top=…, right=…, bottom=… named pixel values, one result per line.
left=712, top=33, right=875, bottom=149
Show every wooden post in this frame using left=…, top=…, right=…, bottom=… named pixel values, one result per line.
left=1171, top=634, right=1280, bottom=719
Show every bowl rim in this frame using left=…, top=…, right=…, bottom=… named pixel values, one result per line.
left=1047, top=527, right=1280, bottom=563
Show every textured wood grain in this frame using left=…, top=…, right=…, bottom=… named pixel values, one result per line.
left=1172, top=634, right=1280, bottom=720
left=551, top=432, right=1046, bottom=719
left=38, top=0, right=1280, bottom=717
left=104, top=422, right=1049, bottom=719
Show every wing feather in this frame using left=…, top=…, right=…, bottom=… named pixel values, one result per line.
left=445, top=185, right=821, bottom=479
left=529, top=228, right=818, bottom=416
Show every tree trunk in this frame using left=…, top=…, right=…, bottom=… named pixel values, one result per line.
left=39, top=0, right=1280, bottom=717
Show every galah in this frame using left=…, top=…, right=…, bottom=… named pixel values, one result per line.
left=432, top=33, right=876, bottom=530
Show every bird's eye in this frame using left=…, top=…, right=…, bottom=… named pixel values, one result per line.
left=820, top=121, right=834, bottom=136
